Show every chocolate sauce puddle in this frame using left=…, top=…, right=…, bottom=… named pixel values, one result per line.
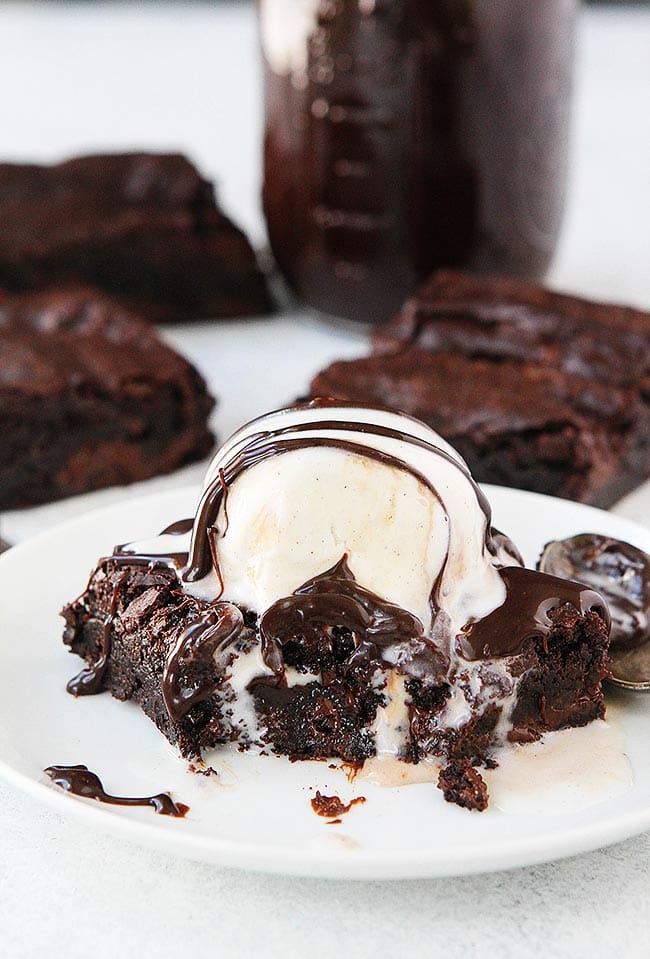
left=43, top=765, right=189, bottom=817
left=458, top=566, right=609, bottom=660
left=311, top=790, right=366, bottom=819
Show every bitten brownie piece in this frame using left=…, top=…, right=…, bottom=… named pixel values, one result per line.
left=0, top=153, right=272, bottom=321
left=374, top=270, right=650, bottom=398
left=62, top=561, right=238, bottom=759
left=62, top=557, right=610, bottom=787
left=310, top=350, right=650, bottom=507
left=62, top=559, right=385, bottom=765
left=0, top=287, right=215, bottom=509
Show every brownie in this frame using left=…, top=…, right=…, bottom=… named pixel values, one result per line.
left=62, top=554, right=609, bottom=801
left=62, top=558, right=381, bottom=764
left=0, top=153, right=272, bottom=321
left=437, top=761, right=488, bottom=812
left=374, top=270, right=650, bottom=398
left=0, top=287, right=215, bottom=509
left=310, top=349, right=650, bottom=507
left=62, top=561, right=244, bottom=758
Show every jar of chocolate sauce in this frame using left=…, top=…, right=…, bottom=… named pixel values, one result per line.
left=259, top=0, right=577, bottom=324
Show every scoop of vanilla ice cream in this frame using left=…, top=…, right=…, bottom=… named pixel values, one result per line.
left=185, top=404, right=508, bottom=632
left=213, top=446, right=446, bottom=627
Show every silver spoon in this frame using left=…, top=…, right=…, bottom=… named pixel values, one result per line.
left=606, top=642, right=650, bottom=692
left=538, top=534, right=650, bottom=692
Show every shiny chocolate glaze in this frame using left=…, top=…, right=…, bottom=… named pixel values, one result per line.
left=44, top=765, right=188, bottom=817
left=66, top=571, right=128, bottom=696
left=110, top=516, right=196, bottom=572
left=457, top=566, right=609, bottom=660
left=262, top=559, right=608, bottom=672
left=162, top=603, right=245, bottom=722
left=259, top=556, right=448, bottom=680
left=160, top=518, right=194, bottom=536
left=538, top=533, right=650, bottom=651
left=261, top=0, right=576, bottom=323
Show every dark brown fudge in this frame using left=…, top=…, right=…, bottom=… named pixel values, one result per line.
left=310, top=348, right=650, bottom=507
left=0, top=287, right=215, bottom=509
left=0, top=153, right=272, bottom=321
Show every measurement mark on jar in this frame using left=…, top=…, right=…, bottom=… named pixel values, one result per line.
left=312, top=206, right=387, bottom=231
left=310, top=92, right=397, bottom=275
left=332, top=159, right=372, bottom=179
left=311, top=98, right=396, bottom=129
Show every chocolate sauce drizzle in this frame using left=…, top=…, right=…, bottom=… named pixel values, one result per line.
left=111, top=517, right=195, bottom=570
left=182, top=411, right=494, bottom=602
left=457, top=566, right=609, bottom=660
left=44, top=765, right=189, bottom=817
left=259, top=556, right=448, bottom=679
left=112, top=547, right=189, bottom=569
left=67, top=570, right=128, bottom=696
left=489, top=528, right=525, bottom=567
left=162, top=602, right=244, bottom=722
left=159, top=518, right=194, bottom=536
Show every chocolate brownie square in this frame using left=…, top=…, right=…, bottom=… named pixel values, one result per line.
left=1, top=287, right=215, bottom=509
left=310, top=349, right=650, bottom=507
left=62, top=555, right=608, bottom=778
left=0, top=153, right=272, bottom=321
left=374, top=270, right=650, bottom=397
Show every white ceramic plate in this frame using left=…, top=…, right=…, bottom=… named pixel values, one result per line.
left=0, top=485, right=648, bottom=879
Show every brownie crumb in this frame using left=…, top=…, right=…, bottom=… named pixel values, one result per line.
left=310, top=791, right=366, bottom=819
left=188, top=764, right=218, bottom=778
left=0, top=538, right=11, bottom=554
left=437, top=760, right=489, bottom=812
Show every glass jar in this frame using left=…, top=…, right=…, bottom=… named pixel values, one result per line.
left=259, top=0, right=577, bottom=324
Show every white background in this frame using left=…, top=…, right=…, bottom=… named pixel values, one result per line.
left=0, top=2, right=649, bottom=957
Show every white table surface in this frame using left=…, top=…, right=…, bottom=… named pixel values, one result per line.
left=0, top=2, right=649, bottom=957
